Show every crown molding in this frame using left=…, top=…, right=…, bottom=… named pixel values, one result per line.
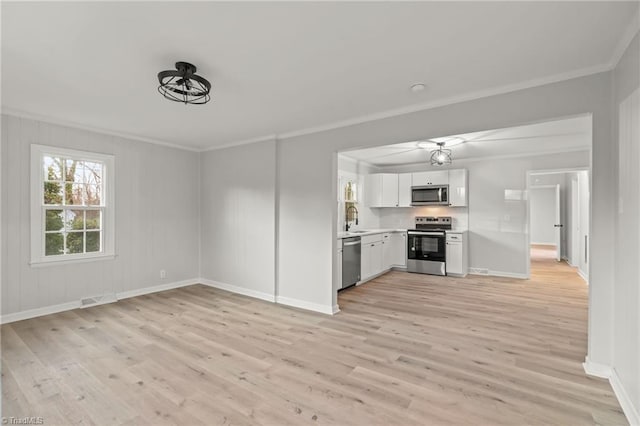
left=269, top=63, right=612, bottom=143
left=3, top=60, right=614, bottom=154
left=200, top=134, right=278, bottom=152
left=608, top=8, right=640, bottom=69
left=1, top=107, right=201, bottom=153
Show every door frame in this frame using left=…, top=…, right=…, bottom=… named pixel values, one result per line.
left=525, top=167, right=590, bottom=279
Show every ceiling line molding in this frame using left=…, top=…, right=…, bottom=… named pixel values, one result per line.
left=2, top=61, right=612, bottom=154
left=200, top=134, right=278, bottom=152
left=1, top=107, right=201, bottom=153
left=374, top=147, right=591, bottom=171
left=608, top=9, right=640, bottom=69
left=203, top=62, right=611, bottom=151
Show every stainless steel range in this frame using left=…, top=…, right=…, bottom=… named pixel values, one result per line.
left=407, top=216, right=451, bottom=276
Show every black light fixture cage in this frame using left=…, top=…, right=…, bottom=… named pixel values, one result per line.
left=429, top=142, right=453, bottom=166
left=158, top=62, right=211, bottom=105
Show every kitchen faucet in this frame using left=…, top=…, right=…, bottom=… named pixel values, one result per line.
left=345, top=205, right=359, bottom=231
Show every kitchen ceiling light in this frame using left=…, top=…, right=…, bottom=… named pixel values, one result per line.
left=429, top=142, right=452, bottom=166
left=158, top=62, right=211, bottom=105
left=410, top=83, right=426, bottom=93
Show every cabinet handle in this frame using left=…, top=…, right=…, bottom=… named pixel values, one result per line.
left=371, top=244, right=375, bottom=247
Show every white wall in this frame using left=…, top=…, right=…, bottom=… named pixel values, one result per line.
left=1, top=115, right=200, bottom=319
left=577, top=171, right=590, bottom=281
left=199, top=141, right=277, bottom=301
left=529, top=187, right=557, bottom=245
left=276, top=71, right=615, bottom=367
left=612, top=32, right=640, bottom=423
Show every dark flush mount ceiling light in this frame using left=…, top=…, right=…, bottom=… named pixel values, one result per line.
left=157, top=62, right=211, bottom=105
left=430, top=142, right=452, bottom=166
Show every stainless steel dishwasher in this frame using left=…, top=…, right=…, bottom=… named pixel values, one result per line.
left=341, top=237, right=361, bottom=290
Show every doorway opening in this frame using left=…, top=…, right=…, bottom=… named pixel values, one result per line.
left=527, top=169, right=590, bottom=283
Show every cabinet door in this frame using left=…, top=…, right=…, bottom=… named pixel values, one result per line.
left=382, top=235, right=393, bottom=270
left=364, top=174, right=383, bottom=207
left=446, top=242, right=463, bottom=275
left=361, top=243, right=372, bottom=280
left=412, top=170, right=449, bottom=186
left=390, top=232, right=407, bottom=266
left=398, top=174, right=412, bottom=207
left=448, top=169, right=468, bottom=207
left=380, top=174, right=399, bottom=207
left=336, top=248, right=343, bottom=290
left=371, top=241, right=384, bottom=275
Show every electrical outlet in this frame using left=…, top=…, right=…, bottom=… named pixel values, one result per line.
left=160, top=270, right=166, bottom=279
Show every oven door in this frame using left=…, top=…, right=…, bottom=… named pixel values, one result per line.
left=407, top=231, right=446, bottom=262
left=411, top=185, right=449, bottom=206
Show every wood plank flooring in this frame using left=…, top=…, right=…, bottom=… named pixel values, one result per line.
left=2, top=257, right=627, bottom=425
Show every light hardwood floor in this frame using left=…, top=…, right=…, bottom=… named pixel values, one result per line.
left=2, top=258, right=626, bottom=425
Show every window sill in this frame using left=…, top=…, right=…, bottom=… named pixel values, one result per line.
left=29, top=253, right=116, bottom=268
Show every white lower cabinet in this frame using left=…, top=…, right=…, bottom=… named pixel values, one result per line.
left=361, top=239, right=383, bottom=281
left=445, top=232, right=468, bottom=277
left=336, top=239, right=343, bottom=291
left=360, top=232, right=407, bottom=282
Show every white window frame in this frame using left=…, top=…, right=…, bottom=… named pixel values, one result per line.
left=30, top=144, right=115, bottom=266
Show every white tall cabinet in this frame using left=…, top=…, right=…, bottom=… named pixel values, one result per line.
left=448, top=169, right=468, bottom=207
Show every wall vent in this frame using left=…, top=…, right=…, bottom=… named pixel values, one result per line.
left=469, top=267, right=489, bottom=275
left=80, top=294, right=117, bottom=308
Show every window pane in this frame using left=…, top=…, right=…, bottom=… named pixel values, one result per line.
left=44, top=182, right=63, bottom=204
left=45, top=210, right=64, bottom=231
left=83, top=161, right=103, bottom=186
left=65, top=210, right=84, bottom=230
left=86, top=231, right=101, bottom=252
left=65, top=159, right=83, bottom=183
left=43, top=156, right=63, bottom=181
left=65, top=183, right=85, bottom=205
left=85, top=210, right=101, bottom=230
left=66, top=232, right=84, bottom=254
left=85, top=184, right=101, bottom=206
left=45, top=233, right=64, bottom=256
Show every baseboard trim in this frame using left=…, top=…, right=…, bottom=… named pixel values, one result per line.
left=583, top=357, right=612, bottom=378
left=117, top=278, right=200, bottom=301
left=332, top=304, right=340, bottom=314
left=200, top=278, right=276, bottom=303
left=275, top=296, right=334, bottom=315
left=469, top=268, right=528, bottom=280
left=1, top=278, right=202, bottom=324
left=610, top=368, right=640, bottom=426
left=1, top=300, right=81, bottom=324
left=530, top=242, right=556, bottom=246
left=578, top=268, right=589, bottom=284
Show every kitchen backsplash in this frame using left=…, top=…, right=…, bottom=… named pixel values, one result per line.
left=377, top=206, right=469, bottom=230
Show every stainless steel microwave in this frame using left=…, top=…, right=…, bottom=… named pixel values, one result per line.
left=411, top=185, right=449, bottom=206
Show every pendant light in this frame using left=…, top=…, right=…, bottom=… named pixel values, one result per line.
left=429, top=142, right=452, bottom=166
left=157, top=62, right=211, bottom=105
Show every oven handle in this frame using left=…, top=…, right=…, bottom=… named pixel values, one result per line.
left=408, top=231, right=446, bottom=237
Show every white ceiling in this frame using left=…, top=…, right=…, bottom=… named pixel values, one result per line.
left=341, top=116, right=592, bottom=166
left=2, top=2, right=637, bottom=151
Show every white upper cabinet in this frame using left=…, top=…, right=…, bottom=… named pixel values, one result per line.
left=365, top=174, right=400, bottom=207
left=367, top=169, right=467, bottom=208
left=448, top=169, right=468, bottom=207
left=398, top=173, right=412, bottom=207
left=412, top=170, right=449, bottom=186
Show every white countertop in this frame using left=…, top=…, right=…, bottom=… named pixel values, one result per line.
left=337, top=229, right=407, bottom=239
left=446, top=229, right=468, bottom=234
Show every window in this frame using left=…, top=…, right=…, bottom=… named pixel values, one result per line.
left=31, top=145, right=114, bottom=265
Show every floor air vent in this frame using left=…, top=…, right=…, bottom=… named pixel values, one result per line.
left=469, top=268, right=489, bottom=275
left=80, top=294, right=117, bottom=308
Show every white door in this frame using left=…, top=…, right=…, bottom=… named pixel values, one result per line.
left=554, top=184, right=561, bottom=261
